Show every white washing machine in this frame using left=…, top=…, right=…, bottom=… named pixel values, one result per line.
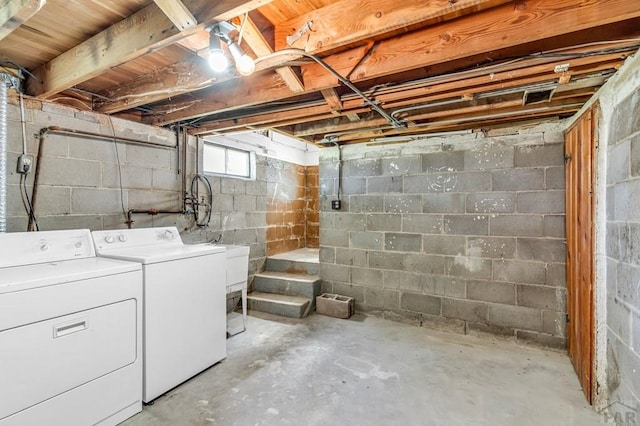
left=0, top=229, right=143, bottom=426
left=92, top=227, right=227, bottom=403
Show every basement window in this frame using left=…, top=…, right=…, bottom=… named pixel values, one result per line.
left=203, top=143, right=254, bottom=179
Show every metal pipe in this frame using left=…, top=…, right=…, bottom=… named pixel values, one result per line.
left=0, top=75, right=9, bottom=233
left=254, top=48, right=406, bottom=129
left=126, top=209, right=184, bottom=229
left=29, top=126, right=178, bottom=230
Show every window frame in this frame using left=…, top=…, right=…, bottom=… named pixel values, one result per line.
left=202, top=142, right=255, bottom=180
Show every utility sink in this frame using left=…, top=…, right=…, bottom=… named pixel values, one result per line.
left=210, top=244, right=250, bottom=335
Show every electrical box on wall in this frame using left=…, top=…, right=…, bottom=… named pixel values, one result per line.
left=331, top=200, right=341, bottom=210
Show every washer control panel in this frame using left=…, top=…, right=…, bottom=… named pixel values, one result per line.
left=92, top=227, right=183, bottom=251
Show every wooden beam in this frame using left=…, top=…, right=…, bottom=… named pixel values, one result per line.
left=145, top=0, right=640, bottom=125
left=300, top=0, right=640, bottom=90
left=153, top=0, right=197, bottom=31
left=27, top=0, right=273, bottom=98
left=320, top=88, right=342, bottom=114
left=242, top=16, right=304, bottom=92
left=0, top=0, right=45, bottom=42
left=274, top=0, right=510, bottom=53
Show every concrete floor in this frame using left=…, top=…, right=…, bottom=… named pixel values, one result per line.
left=123, top=312, right=602, bottom=426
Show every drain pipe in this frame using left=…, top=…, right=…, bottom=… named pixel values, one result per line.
left=0, top=74, right=12, bottom=233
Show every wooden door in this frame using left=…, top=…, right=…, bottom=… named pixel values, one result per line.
left=565, top=105, right=597, bottom=404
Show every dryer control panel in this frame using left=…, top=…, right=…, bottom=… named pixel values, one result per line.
left=0, top=229, right=95, bottom=268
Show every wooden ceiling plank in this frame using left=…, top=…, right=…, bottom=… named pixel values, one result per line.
left=274, top=0, right=511, bottom=53
left=320, top=88, right=342, bottom=114
left=153, top=0, right=197, bottom=31
left=300, top=0, right=640, bottom=90
left=147, top=0, right=640, bottom=125
left=0, top=0, right=45, bottom=42
left=242, top=16, right=304, bottom=92
left=27, top=0, right=273, bottom=98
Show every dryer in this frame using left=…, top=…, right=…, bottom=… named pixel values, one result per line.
left=92, top=227, right=226, bottom=403
left=0, top=229, right=143, bottom=426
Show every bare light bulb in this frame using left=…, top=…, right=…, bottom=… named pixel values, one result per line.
left=235, top=54, right=256, bottom=76
left=208, top=49, right=229, bottom=73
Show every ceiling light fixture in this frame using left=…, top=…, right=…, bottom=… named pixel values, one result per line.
left=208, top=22, right=255, bottom=76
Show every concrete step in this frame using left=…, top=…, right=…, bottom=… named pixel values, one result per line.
left=254, top=271, right=321, bottom=304
left=265, top=257, right=319, bottom=275
left=247, top=292, right=312, bottom=318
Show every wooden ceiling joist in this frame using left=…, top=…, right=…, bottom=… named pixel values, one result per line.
left=274, top=0, right=511, bottom=53
left=0, top=0, right=45, bottom=42
left=144, top=0, right=640, bottom=127
left=26, top=0, right=273, bottom=98
left=153, top=0, right=197, bottom=31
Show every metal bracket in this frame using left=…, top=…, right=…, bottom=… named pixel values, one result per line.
left=286, top=21, right=313, bottom=46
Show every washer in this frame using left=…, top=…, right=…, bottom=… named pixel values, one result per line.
left=92, top=227, right=227, bottom=403
left=0, top=229, right=143, bottom=426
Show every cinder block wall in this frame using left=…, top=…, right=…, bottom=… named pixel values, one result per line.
left=306, top=165, right=320, bottom=248
left=604, top=87, right=640, bottom=407
left=319, top=123, right=567, bottom=348
left=4, top=98, right=305, bottom=281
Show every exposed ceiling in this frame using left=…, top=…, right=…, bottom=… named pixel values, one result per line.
left=1, top=0, right=639, bottom=145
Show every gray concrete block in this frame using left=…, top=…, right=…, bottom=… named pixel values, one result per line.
left=492, top=168, right=545, bottom=191
left=607, top=330, right=640, bottom=402
left=221, top=212, right=248, bottom=229
left=610, top=90, right=640, bottom=143
left=383, top=270, right=423, bottom=292
left=369, top=250, right=404, bottom=270
left=234, top=228, right=258, bottom=244
left=517, top=285, right=565, bottom=311
left=349, top=195, right=384, bottom=213
left=385, top=233, right=422, bottom=252
left=319, top=178, right=336, bottom=196
left=403, top=253, right=446, bottom=275
left=244, top=179, right=266, bottom=196
left=400, top=292, right=442, bottom=315
left=421, top=151, right=464, bottom=172
left=152, top=168, right=180, bottom=191
left=467, top=322, right=515, bottom=338
left=38, top=157, right=101, bottom=187
left=320, top=212, right=335, bottom=229
left=467, top=237, right=516, bottom=259
left=68, top=138, right=120, bottom=163
left=319, top=160, right=339, bottom=178
left=516, top=330, right=566, bottom=349
left=320, top=280, right=333, bottom=295
left=423, top=193, right=466, bottom=213
left=342, top=177, right=367, bottom=195
left=366, top=213, right=401, bottom=231
left=607, top=297, right=632, bottom=343
left=517, top=191, right=565, bottom=214
left=467, top=280, right=515, bottom=305
left=34, top=186, right=71, bottom=216
left=442, top=298, right=488, bottom=323
left=628, top=222, right=640, bottom=266
left=351, top=231, right=384, bottom=250
left=335, top=248, right=368, bottom=267
left=422, top=275, right=466, bottom=298
left=464, top=145, right=514, bottom=170
left=37, top=215, right=104, bottom=231
left=543, top=215, right=565, bottom=238
left=494, top=259, right=546, bottom=284
left=363, top=287, right=400, bottom=310
left=385, top=195, right=423, bottom=213
left=382, top=156, right=421, bottom=176
left=332, top=282, right=364, bottom=304
left=487, top=303, right=543, bottom=331
left=545, top=262, right=566, bottom=288
left=613, top=179, right=640, bottom=222
left=631, top=134, right=640, bottom=177
left=320, top=263, right=350, bottom=283
left=102, top=163, right=152, bottom=189
left=424, top=235, right=466, bottom=256
left=221, top=178, right=246, bottom=194
left=368, top=176, right=403, bottom=193
left=319, top=246, right=335, bottom=263
left=542, top=310, right=566, bottom=337
left=320, top=229, right=349, bottom=247
left=245, top=212, right=267, bottom=228
left=514, top=144, right=564, bottom=167
left=72, top=188, right=126, bottom=214
left=342, top=159, right=382, bottom=177
left=616, top=263, right=640, bottom=310
left=466, top=192, right=514, bottom=213
left=404, top=172, right=491, bottom=193
left=335, top=213, right=366, bottom=231
left=351, top=267, right=383, bottom=287
left=490, top=215, right=543, bottom=237
left=125, top=144, right=171, bottom=169
left=402, top=214, right=442, bottom=234
left=608, top=138, right=631, bottom=183
left=633, top=310, right=640, bottom=355
left=443, top=215, right=488, bottom=235
left=545, top=166, right=565, bottom=189
left=517, top=238, right=566, bottom=263
left=445, top=256, right=492, bottom=279
left=214, top=194, right=234, bottom=212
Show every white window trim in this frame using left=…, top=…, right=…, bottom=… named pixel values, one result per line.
left=203, top=142, right=256, bottom=180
